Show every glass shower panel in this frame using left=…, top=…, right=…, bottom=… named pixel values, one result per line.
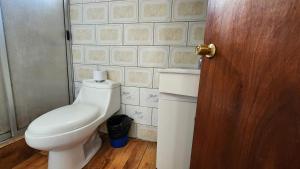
left=1, top=0, right=70, bottom=130
left=0, top=65, right=10, bottom=141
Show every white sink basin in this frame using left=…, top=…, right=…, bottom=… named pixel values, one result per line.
left=158, top=69, right=200, bottom=97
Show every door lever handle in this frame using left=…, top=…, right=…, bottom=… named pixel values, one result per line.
left=195, top=44, right=216, bottom=58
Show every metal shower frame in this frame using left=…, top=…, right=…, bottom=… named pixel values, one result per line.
left=0, top=0, right=74, bottom=142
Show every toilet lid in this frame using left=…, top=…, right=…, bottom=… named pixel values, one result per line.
left=27, top=104, right=99, bottom=136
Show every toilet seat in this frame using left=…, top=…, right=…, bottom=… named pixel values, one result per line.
left=27, top=103, right=99, bottom=136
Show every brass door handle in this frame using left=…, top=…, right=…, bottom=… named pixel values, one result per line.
left=195, top=44, right=216, bottom=58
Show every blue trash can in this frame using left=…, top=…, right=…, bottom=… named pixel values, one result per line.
left=107, top=115, right=133, bottom=148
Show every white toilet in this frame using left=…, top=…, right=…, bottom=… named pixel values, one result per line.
left=25, top=79, right=121, bottom=169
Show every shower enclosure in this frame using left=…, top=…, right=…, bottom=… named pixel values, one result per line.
left=0, top=0, right=73, bottom=142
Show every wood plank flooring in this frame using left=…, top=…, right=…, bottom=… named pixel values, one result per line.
left=0, top=137, right=38, bottom=169
left=12, top=137, right=156, bottom=169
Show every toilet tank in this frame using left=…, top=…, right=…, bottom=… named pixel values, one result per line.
left=74, top=80, right=121, bottom=118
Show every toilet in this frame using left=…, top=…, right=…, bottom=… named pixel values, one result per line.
left=25, top=79, right=121, bottom=169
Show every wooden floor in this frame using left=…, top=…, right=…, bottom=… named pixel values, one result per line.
left=0, top=137, right=38, bottom=169
left=12, top=137, right=157, bottom=169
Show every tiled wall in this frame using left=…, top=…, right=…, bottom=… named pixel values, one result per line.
left=70, top=0, right=207, bottom=142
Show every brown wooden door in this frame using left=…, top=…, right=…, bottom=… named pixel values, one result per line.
left=190, top=0, right=300, bottom=169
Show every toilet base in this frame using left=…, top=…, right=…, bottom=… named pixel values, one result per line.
left=48, top=132, right=102, bottom=169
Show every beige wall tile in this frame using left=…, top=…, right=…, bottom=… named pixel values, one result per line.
left=188, top=22, right=205, bottom=46
left=124, top=23, right=154, bottom=45
left=173, top=0, right=207, bottom=21
left=70, top=4, right=82, bottom=24
left=125, top=67, right=153, bottom=88
left=110, top=46, right=138, bottom=66
left=139, top=0, right=171, bottom=22
left=154, top=23, right=188, bottom=45
left=136, top=124, right=157, bottom=142
left=73, top=64, right=97, bottom=81
left=84, top=46, right=109, bottom=64
left=72, top=45, right=84, bottom=63
left=140, top=88, right=159, bottom=108
left=71, top=0, right=82, bottom=4
left=101, top=66, right=125, bottom=84
left=152, top=108, right=158, bottom=126
left=115, top=104, right=126, bottom=115
left=83, top=2, right=108, bottom=24
left=128, top=123, right=137, bottom=138
left=96, top=24, right=123, bottom=45
left=138, top=46, right=169, bottom=68
left=72, top=25, right=96, bottom=44
left=153, top=69, right=160, bottom=88
left=121, top=86, right=139, bottom=105
left=170, top=47, right=200, bottom=68
left=111, top=104, right=126, bottom=117
left=125, top=105, right=152, bottom=125
left=109, top=0, right=138, bottom=23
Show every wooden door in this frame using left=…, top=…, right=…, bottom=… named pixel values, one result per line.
left=190, top=0, right=300, bottom=169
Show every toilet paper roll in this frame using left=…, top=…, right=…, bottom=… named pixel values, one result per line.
left=93, top=70, right=107, bottom=82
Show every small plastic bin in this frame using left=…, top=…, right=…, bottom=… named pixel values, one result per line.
left=107, top=115, right=133, bottom=148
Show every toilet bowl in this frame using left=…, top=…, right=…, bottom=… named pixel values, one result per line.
left=25, top=80, right=121, bottom=169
